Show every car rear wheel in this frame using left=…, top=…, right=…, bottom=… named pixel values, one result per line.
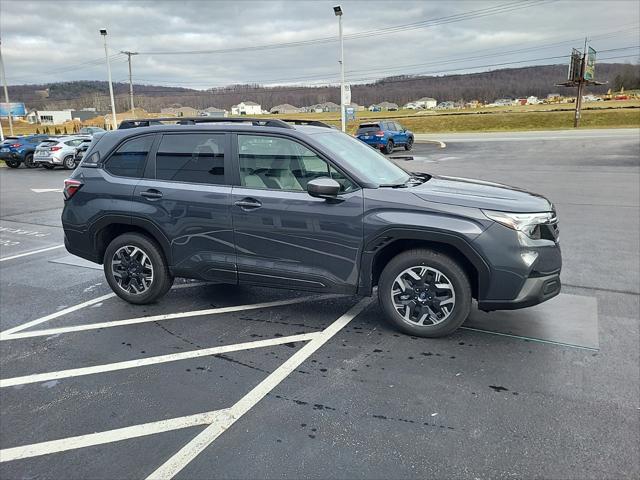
left=104, top=233, right=174, bottom=305
left=5, top=160, right=20, bottom=168
left=63, top=155, right=77, bottom=170
left=384, top=140, right=394, bottom=154
left=378, top=249, right=472, bottom=337
left=23, top=153, right=37, bottom=168
left=404, top=137, right=414, bottom=151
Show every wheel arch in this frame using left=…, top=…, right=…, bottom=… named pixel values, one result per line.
left=358, top=229, right=490, bottom=299
left=92, top=216, right=172, bottom=265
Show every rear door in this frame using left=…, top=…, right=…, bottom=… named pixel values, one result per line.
left=230, top=133, right=363, bottom=293
left=133, top=132, right=236, bottom=283
left=393, top=122, right=408, bottom=144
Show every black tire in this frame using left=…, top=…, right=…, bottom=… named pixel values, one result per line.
left=5, top=160, right=20, bottom=168
left=63, top=155, right=77, bottom=170
left=23, top=153, right=37, bottom=168
left=404, top=137, right=414, bottom=151
left=42, top=164, right=55, bottom=170
left=378, top=248, right=472, bottom=338
left=384, top=140, right=394, bottom=154
left=104, top=233, right=174, bottom=305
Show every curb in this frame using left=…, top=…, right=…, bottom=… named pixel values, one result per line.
left=415, top=139, right=446, bottom=148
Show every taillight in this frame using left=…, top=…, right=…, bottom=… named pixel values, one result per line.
left=375, top=131, right=385, bottom=137
left=10, top=143, right=21, bottom=148
left=63, top=179, right=83, bottom=200
left=50, top=146, right=62, bottom=151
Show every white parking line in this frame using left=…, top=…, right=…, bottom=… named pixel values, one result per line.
left=0, top=332, right=319, bottom=388
left=0, top=408, right=231, bottom=462
left=0, top=294, right=337, bottom=341
left=0, top=297, right=372, bottom=467
left=0, top=244, right=65, bottom=263
left=147, top=297, right=372, bottom=479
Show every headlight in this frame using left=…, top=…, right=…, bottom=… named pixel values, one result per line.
left=482, top=210, right=555, bottom=239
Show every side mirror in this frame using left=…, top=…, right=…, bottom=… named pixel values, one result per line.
left=307, top=177, right=340, bottom=199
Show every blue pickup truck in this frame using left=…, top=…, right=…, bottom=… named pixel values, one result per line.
left=356, top=121, right=414, bottom=154
left=0, top=134, right=49, bottom=168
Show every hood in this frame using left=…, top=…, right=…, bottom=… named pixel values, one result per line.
left=411, top=175, right=553, bottom=212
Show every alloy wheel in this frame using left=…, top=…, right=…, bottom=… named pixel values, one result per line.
left=111, top=245, right=154, bottom=295
left=390, top=265, right=455, bottom=326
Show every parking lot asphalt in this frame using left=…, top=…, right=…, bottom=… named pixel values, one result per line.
left=0, top=128, right=638, bottom=479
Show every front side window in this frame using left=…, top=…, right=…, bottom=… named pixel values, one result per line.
left=105, top=135, right=154, bottom=178
left=156, top=134, right=225, bottom=184
left=312, top=131, right=410, bottom=186
left=237, top=135, right=355, bottom=192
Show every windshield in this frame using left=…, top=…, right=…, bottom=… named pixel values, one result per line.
left=312, top=131, right=410, bottom=186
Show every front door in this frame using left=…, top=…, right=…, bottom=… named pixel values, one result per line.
left=231, top=133, right=363, bottom=293
left=133, top=132, right=236, bottom=283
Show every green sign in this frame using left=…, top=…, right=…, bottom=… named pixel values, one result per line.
left=584, top=47, right=596, bottom=81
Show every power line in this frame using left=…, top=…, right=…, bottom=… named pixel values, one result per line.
left=137, top=0, right=551, bottom=56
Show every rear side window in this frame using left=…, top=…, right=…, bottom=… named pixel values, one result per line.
left=105, top=135, right=154, bottom=178
left=156, top=133, right=225, bottom=184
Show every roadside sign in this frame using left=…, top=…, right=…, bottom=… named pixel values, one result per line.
left=584, top=47, right=596, bottom=81
left=342, top=83, right=351, bottom=105
left=346, top=107, right=356, bottom=121
left=0, top=102, right=26, bottom=117
left=568, top=49, right=582, bottom=82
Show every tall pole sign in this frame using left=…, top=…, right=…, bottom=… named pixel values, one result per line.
left=556, top=40, right=604, bottom=128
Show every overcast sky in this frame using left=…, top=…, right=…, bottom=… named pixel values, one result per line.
left=1, top=0, right=638, bottom=89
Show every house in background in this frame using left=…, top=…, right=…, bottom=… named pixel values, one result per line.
left=369, top=101, right=398, bottom=111
left=306, top=101, right=340, bottom=113
left=231, top=101, right=262, bottom=115
left=160, top=106, right=200, bottom=117
left=404, top=97, right=437, bottom=109
left=526, top=96, right=541, bottom=105
left=71, top=110, right=108, bottom=122
left=201, top=107, right=227, bottom=117
left=347, top=102, right=366, bottom=112
left=26, top=110, right=73, bottom=124
left=269, top=104, right=302, bottom=114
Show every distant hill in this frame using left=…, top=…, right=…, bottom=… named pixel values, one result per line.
left=9, top=63, right=639, bottom=112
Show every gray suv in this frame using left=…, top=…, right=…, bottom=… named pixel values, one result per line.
left=62, top=118, right=561, bottom=337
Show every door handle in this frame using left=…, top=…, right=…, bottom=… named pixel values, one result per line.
left=140, top=189, right=163, bottom=200
left=234, top=198, right=262, bottom=210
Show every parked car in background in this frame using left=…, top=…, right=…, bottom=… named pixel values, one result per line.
left=34, top=135, right=89, bottom=170
left=79, top=127, right=106, bottom=136
left=356, top=121, right=414, bottom=154
left=74, top=138, right=93, bottom=165
left=0, top=134, right=50, bottom=168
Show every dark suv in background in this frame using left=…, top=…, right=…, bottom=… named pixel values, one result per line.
left=62, top=118, right=561, bottom=337
left=356, top=121, right=414, bottom=154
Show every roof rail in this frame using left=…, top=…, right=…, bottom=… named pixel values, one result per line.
left=278, top=119, right=335, bottom=128
left=117, top=117, right=294, bottom=129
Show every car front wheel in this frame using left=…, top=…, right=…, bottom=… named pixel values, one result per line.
left=104, top=233, right=174, bottom=305
left=404, top=137, right=414, bottom=151
left=378, top=249, right=472, bottom=337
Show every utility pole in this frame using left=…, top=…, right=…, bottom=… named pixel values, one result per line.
left=121, top=51, right=138, bottom=117
left=334, top=5, right=346, bottom=132
left=0, top=38, right=14, bottom=136
left=100, top=29, right=118, bottom=130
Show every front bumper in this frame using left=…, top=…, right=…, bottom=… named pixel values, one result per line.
left=478, top=273, right=561, bottom=311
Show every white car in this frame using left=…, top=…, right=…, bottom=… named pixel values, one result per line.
left=33, top=136, right=90, bottom=170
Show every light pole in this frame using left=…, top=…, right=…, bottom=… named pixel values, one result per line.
left=0, top=38, right=14, bottom=136
left=100, top=29, right=118, bottom=130
left=333, top=5, right=345, bottom=133
left=121, top=51, right=138, bottom=117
